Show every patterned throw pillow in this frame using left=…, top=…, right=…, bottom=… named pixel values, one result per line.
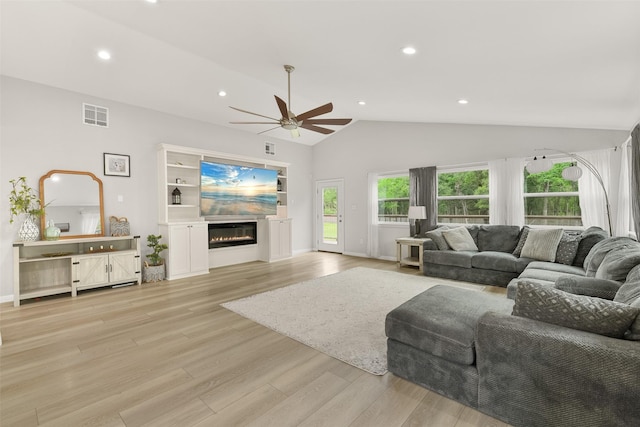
left=512, top=281, right=640, bottom=338
left=520, top=228, right=564, bottom=262
left=512, top=226, right=530, bottom=257
left=442, top=226, right=479, bottom=251
left=555, top=231, right=581, bottom=265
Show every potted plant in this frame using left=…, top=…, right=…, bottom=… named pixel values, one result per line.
left=142, top=234, right=168, bottom=282
left=9, top=177, right=46, bottom=241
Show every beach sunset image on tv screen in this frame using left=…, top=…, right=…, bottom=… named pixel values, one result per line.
left=200, top=161, right=278, bottom=216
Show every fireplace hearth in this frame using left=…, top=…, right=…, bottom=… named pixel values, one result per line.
left=208, top=222, right=257, bottom=249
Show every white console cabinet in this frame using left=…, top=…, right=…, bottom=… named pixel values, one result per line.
left=159, top=222, right=209, bottom=280
left=13, top=236, right=141, bottom=307
left=259, top=219, right=292, bottom=262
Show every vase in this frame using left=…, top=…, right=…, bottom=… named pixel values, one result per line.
left=18, top=215, right=40, bottom=241
left=44, top=220, right=61, bottom=241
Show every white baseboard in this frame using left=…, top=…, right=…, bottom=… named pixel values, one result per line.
left=343, top=251, right=368, bottom=258
left=0, top=294, right=14, bottom=304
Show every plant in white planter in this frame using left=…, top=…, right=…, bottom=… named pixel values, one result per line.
left=143, top=234, right=169, bottom=282
left=9, top=177, right=46, bottom=241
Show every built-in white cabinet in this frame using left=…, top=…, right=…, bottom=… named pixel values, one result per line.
left=159, top=222, right=209, bottom=280
left=259, top=219, right=292, bottom=262
left=13, top=236, right=141, bottom=306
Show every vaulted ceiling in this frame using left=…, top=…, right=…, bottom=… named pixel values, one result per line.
left=2, top=0, right=639, bottom=145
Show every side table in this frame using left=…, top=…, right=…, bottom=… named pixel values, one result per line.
left=396, top=237, right=430, bottom=271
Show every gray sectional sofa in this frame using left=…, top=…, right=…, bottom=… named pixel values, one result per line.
left=386, top=233, right=640, bottom=426
left=422, top=225, right=607, bottom=287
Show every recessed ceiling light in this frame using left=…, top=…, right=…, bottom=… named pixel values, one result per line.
left=402, top=46, right=416, bottom=55
left=145, top=0, right=158, bottom=3
left=358, top=101, right=366, bottom=105
left=97, top=50, right=111, bottom=60
left=457, top=99, right=469, bottom=105
left=218, top=91, right=227, bottom=97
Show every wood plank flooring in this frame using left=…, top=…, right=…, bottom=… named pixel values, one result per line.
left=0, top=252, right=510, bottom=427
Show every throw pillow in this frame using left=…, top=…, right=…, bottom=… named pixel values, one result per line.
left=555, top=231, right=581, bottom=265
left=512, top=226, right=530, bottom=257
left=584, top=237, right=640, bottom=277
left=442, top=226, right=479, bottom=251
left=594, top=247, right=640, bottom=282
left=513, top=281, right=640, bottom=339
left=520, top=228, right=564, bottom=262
left=614, top=265, right=640, bottom=341
left=425, top=226, right=452, bottom=250
left=572, top=226, right=608, bottom=267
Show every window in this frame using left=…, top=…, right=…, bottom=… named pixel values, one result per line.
left=524, top=161, right=582, bottom=227
left=437, top=167, right=489, bottom=224
left=377, top=174, right=409, bottom=223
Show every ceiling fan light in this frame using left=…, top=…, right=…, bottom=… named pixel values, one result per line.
left=562, top=164, right=583, bottom=181
left=281, top=122, right=297, bottom=130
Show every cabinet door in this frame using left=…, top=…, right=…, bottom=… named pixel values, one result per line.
left=168, top=225, right=191, bottom=276
left=189, top=223, right=209, bottom=273
left=75, top=255, right=109, bottom=288
left=279, top=220, right=292, bottom=257
left=109, top=252, right=138, bottom=283
left=269, top=220, right=282, bottom=258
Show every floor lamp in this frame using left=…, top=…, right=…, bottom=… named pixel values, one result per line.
left=408, top=206, right=427, bottom=237
left=526, top=149, right=612, bottom=235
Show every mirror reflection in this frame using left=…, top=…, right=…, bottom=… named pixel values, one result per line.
left=39, top=170, right=105, bottom=239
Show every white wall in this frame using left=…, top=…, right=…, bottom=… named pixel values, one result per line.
left=311, top=120, right=629, bottom=258
left=0, top=76, right=314, bottom=300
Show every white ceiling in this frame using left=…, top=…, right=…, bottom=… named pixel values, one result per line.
left=2, top=0, right=639, bottom=145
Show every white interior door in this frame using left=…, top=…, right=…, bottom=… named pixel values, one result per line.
left=316, top=180, right=344, bottom=253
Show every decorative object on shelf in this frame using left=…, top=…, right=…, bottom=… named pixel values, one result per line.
left=109, top=216, right=131, bottom=236
left=408, top=205, right=427, bottom=237
left=143, top=234, right=168, bottom=282
left=277, top=179, right=282, bottom=191
left=175, top=178, right=182, bottom=184
left=9, top=176, right=46, bottom=241
left=172, top=187, right=182, bottom=205
left=103, top=153, right=131, bottom=177
left=527, top=148, right=613, bottom=235
left=44, top=220, right=61, bottom=241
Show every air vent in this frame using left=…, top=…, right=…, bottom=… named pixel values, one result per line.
left=265, top=142, right=276, bottom=156
left=83, top=103, right=109, bottom=127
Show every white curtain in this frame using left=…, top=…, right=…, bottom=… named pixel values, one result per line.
left=578, top=149, right=612, bottom=235
left=489, top=158, right=525, bottom=226
left=615, top=139, right=632, bottom=237
left=80, top=210, right=100, bottom=235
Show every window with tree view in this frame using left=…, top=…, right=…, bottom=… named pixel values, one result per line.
left=377, top=175, right=410, bottom=223
left=438, top=169, right=489, bottom=224
left=524, top=162, right=581, bottom=227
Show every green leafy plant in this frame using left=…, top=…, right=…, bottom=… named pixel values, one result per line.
left=146, top=234, right=168, bottom=266
left=8, top=177, right=45, bottom=223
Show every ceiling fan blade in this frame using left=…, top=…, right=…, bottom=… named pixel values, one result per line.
left=230, top=121, right=280, bottom=124
left=303, top=118, right=352, bottom=126
left=257, top=126, right=283, bottom=135
left=300, top=123, right=335, bottom=135
left=295, top=102, right=333, bottom=121
left=274, top=96, right=290, bottom=119
left=229, top=106, right=280, bottom=122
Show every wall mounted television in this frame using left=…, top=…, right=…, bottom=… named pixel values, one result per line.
left=200, top=160, right=278, bottom=216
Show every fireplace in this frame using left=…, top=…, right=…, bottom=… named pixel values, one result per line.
left=208, top=222, right=257, bottom=249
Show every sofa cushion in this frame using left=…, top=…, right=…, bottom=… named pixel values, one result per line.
left=595, top=247, right=640, bottom=282
left=512, top=226, right=530, bottom=257
left=477, top=225, right=521, bottom=253
left=471, top=251, right=530, bottom=274
left=572, top=226, right=608, bottom=267
left=555, top=276, right=622, bottom=300
left=385, top=285, right=514, bottom=366
left=425, top=226, right=452, bottom=250
left=584, top=237, right=640, bottom=277
left=424, top=250, right=474, bottom=268
left=512, top=281, right=640, bottom=339
left=555, top=231, right=581, bottom=265
left=442, top=226, right=478, bottom=251
left=521, top=228, right=563, bottom=262
left=614, top=264, right=640, bottom=305
left=525, top=261, right=586, bottom=276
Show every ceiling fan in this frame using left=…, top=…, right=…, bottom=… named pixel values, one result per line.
left=230, top=65, right=352, bottom=137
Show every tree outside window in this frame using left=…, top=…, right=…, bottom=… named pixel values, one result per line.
left=377, top=175, right=409, bottom=223
left=438, top=169, right=489, bottom=224
left=524, top=162, right=581, bottom=226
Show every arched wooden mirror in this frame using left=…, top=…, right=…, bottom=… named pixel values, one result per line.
left=39, top=170, right=105, bottom=239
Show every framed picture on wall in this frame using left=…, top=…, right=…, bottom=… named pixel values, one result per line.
left=103, top=153, right=130, bottom=177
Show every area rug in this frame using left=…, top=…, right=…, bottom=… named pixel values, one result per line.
left=221, top=267, right=483, bottom=375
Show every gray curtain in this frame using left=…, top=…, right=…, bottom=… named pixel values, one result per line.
left=631, top=124, right=640, bottom=238
left=409, top=166, right=437, bottom=236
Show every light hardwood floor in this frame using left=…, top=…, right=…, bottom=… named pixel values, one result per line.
left=0, top=252, right=510, bottom=427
